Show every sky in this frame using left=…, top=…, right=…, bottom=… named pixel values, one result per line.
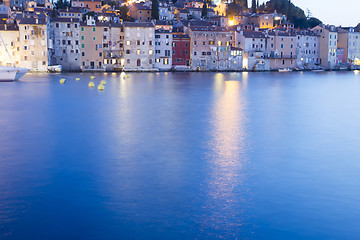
left=255, top=0, right=360, bottom=27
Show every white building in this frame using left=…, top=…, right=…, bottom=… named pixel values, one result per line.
left=123, top=22, right=155, bottom=71
left=296, top=30, right=320, bottom=69
left=337, top=27, right=360, bottom=67
left=17, top=17, right=49, bottom=71
left=101, top=22, right=124, bottom=71
left=154, top=29, right=172, bottom=71
left=49, top=17, right=81, bottom=71
left=0, top=24, right=20, bottom=67
left=186, top=26, right=242, bottom=70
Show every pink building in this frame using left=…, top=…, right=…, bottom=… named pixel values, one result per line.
left=267, top=30, right=297, bottom=70
left=336, top=48, right=346, bottom=64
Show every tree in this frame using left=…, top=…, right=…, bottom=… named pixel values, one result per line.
left=251, top=0, right=256, bottom=13
left=119, top=5, right=130, bottom=20
left=54, top=0, right=71, bottom=9
left=307, top=17, right=322, bottom=28
left=201, top=0, right=208, bottom=19
left=151, top=0, right=159, bottom=20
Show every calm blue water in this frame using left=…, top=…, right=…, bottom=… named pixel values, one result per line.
left=1, top=71, right=360, bottom=239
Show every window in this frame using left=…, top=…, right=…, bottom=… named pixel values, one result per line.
left=126, top=50, right=130, bottom=54
left=149, top=50, right=153, bottom=55
left=99, top=52, right=102, bottom=57
left=82, top=52, right=85, bottom=56
left=76, top=40, right=79, bottom=45
left=281, top=44, right=284, bottom=48
left=137, top=50, right=141, bottom=55
left=81, top=36, right=84, bottom=40
left=24, top=46, right=27, bottom=50
left=81, top=27, right=84, bottom=31
left=93, top=27, right=96, bottom=32
left=56, top=23, right=59, bottom=28
left=149, top=41, right=152, bottom=45
left=185, top=50, right=188, bottom=55
left=126, top=40, right=130, bottom=46
left=127, top=59, right=130, bottom=64
left=81, top=44, right=85, bottom=48
left=68, top=40, right=71, bottom=45
left=137, top=40, right=140, bottom=45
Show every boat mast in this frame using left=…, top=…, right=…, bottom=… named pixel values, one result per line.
left=0, top=32, right=16, bottom=68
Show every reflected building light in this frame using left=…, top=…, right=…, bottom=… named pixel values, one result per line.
left=201, top=80, right=249, bottom=234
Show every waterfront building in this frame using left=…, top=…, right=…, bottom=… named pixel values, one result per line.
left=49, top=17, right=81, bottom=71
left=80, top=18, right=104, bottom=71
left=101, top=22, right=124, bottom=71
left=337, top=27, right=360, bottom=67
left=233, top=29, right=269, bottom=70
left=128, top=3, right=151, bottom=22
left=172, top=33, right=190, bottom=69
left=295, top=30, right=320, bottom=69
left=186, top=26, right=240, bottom=70
left=267, top=30, right=297, bottom=70
left=17, top=17, right=49, bottom=71
left=0, top=24, right=20, bottom=67
left=123, top=22, right=155, bottom=71
left=336, top=48, right=346, bottom=65
left=154, top=29, right=172, bottom=71
left=312, top=24, right=338, bottom=69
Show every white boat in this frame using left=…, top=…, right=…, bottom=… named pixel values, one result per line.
left=0, top=66, right=29, bottom=82
left=0, top=66, right=16, bottom=82
left=0, top=33, right=29, bottom=81
left=278, top=68, right=293, bottom=72
left=48, top=65, right=62, bottom=73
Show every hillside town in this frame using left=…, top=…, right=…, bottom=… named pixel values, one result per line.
left=0, top=0, right=360, bottom=72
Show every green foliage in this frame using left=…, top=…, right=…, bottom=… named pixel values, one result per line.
left=151, top=0, right=159, bottom=20
left=119, top=5, right=130, bottom=20
left=54, top=0, right=71, bottom=10
left=307, top=17, right=322, bottom=28
left=201, top=1, right=208, bottom=18
left=251, top=0, right=256, bottom=13
left=263, top=0, right=322, bottom=29
left=226, top=0, right=247, bottom=18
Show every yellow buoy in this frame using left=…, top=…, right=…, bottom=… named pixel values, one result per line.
left=100, top=80, right=106, bottom=85
left=98, top=84, right=104, bottom=91
left=76, top=78, right=80, bottom=81
left=90, top=76, right=95, bottom=79
left=60, top=78, right=66, bottom=84
left=89, top=81, right=95, bottom=88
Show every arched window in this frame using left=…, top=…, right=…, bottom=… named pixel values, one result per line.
left=137, top=59, right=141, bottom=67
left=127, top=59, right=130, bottom=64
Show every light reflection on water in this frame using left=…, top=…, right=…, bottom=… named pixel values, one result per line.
left=1, top=72, right=360, bottom=239
left=202, top=79, right=250, bottom=237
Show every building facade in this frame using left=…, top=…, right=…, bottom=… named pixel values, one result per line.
left=123, top=22, right=155, bottom=71
left=296, top=30, right=320, bottom=69
left=312, top=25, right=338, bottom=69
left=17, top=17, right=49, bottom=71
left=172, top=33, right=190, bottom=68
left=49, top=17, right=81, bottom=71
left=154, top=29, right=172, bottom=71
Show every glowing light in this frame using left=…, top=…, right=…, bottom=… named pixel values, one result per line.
left=354, top=58, right=360, bottom=65
left=228, top=19, right=235, bottom=26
